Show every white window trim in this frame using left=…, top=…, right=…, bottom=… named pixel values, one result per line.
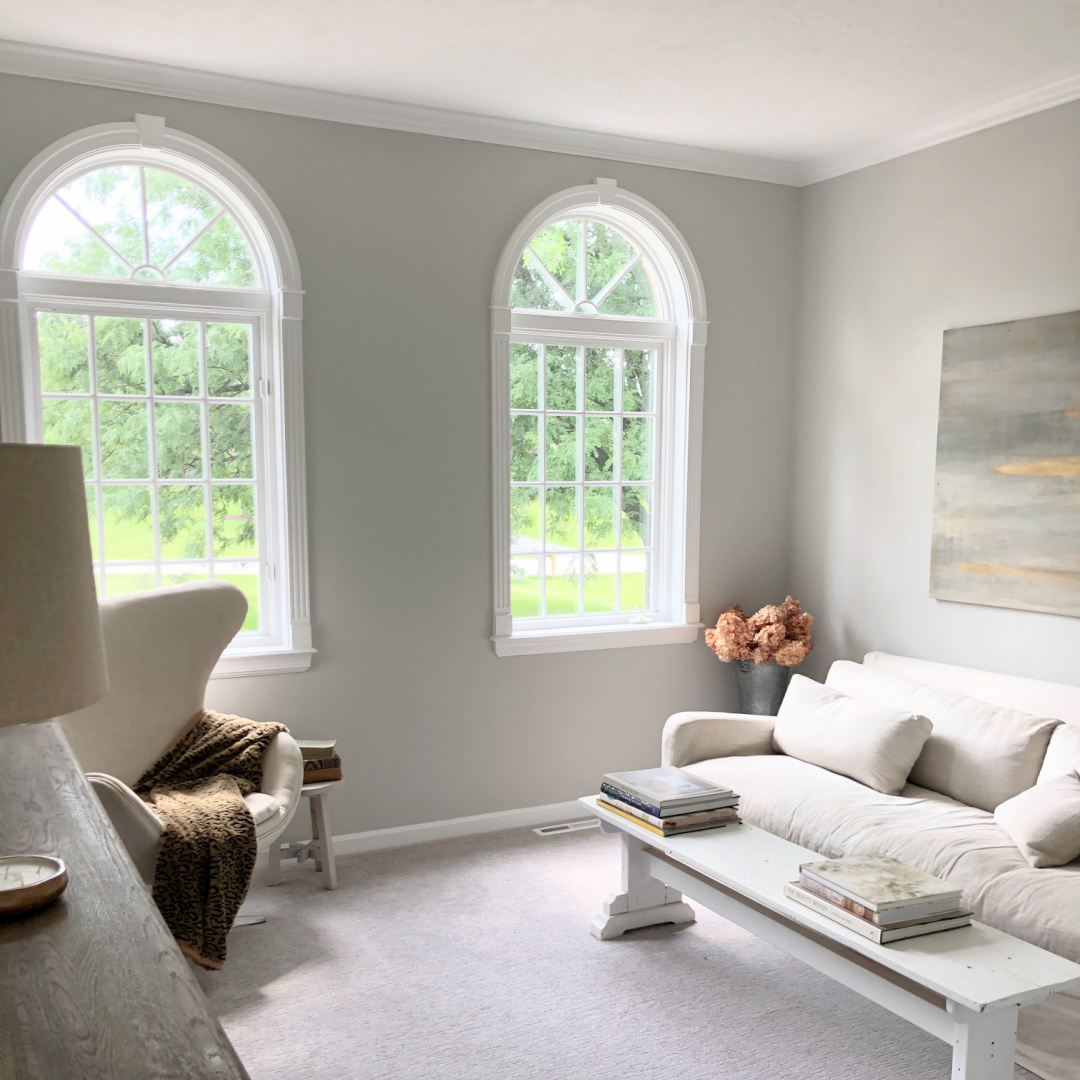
left=491, top=179, right=707, bottom=657
left=0, top=116, right=313, bottom=678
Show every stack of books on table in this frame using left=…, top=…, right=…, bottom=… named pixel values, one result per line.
left=784, top=853, right=972, bottom=944
left=598, top=766, right=740, bottom=836
left=296, top=739, right=342, bottom=783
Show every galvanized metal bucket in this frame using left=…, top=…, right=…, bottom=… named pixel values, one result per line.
left=735, top=660, right=791, bottom=715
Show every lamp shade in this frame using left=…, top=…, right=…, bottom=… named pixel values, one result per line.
left=0, top=444, right=107, bottom=725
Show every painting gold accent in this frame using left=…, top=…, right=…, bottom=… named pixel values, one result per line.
left=955, top=563, right=1080, bottom=583
left=993, top=457, right=1080, bottom=477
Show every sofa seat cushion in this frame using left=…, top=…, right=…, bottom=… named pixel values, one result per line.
left=683, top=754, right=1080, bottom=962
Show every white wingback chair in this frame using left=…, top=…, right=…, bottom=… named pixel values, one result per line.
left=58, top=580, right=304, bottom=885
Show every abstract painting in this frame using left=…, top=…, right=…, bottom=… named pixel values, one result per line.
left=930, top=309, right=1080, bottom=618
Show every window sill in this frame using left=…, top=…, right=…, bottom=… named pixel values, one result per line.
left=211, top=648, right=316, bottom=679
left=492, top=622, right=700, bottom=657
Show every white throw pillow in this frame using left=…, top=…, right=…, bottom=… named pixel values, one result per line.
left=773, top=675, right=933, bottom=796
left=825, top=661, right=1060, bottom=812
left=994, top=772, right=1080, bottom=868
left=1039, top=724, right=1080, bottom=784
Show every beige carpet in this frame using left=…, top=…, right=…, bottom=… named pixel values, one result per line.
left=198, top=825, right=1038, bottom=1079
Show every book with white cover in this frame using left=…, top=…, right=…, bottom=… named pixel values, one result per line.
left=799, top=853, right=962, bottom=913
left=783, top=882, right=972, bottom=944
left=601, top=766, right=732, bottom=812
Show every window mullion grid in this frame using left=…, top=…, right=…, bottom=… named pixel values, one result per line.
left=527, top=248, right=573, bottom=312
left=510, top=337, right=670, bottom=631
left=591, top=252, right=642, bottom=310
left=143, top=318, right=162, bottom=588
left=161, top=210, right=224, bottom=274
left=53, top=196, right=134, bottom=276
left=88, top=315, right=106, bottom=595
left=200, top=322, right=214, bottom=581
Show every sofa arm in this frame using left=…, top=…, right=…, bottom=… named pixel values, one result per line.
left=86, top=772, right=165, bottom=886
left=661, top=712, right=777, bottom=768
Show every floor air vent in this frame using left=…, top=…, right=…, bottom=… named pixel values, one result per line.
left=533, top=819, right=600, bottom=836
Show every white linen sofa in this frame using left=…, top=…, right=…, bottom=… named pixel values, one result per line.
left=663, top=651, right=1080, bottom=1080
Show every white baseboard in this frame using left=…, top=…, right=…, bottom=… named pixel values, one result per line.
left=331, top=800, right=584, bottom=856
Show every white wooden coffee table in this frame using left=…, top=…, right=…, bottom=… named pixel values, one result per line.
left=580, top=795, right=1080, bottom=1080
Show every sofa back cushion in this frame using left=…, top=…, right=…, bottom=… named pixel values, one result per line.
left=1039, top=723, right=1080, bottom=784
left=826, top=661, right=1060, bottom=812
left=773, top=675, right=933, bottom=795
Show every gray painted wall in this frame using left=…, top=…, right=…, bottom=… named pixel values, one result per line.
left=793, top=100, right=1080, bottom=686
left=0, top=74, right=798, bottom=834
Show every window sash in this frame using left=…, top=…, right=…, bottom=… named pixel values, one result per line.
left=18, top=273, right=273, bottom=311
left=510, top=309, right=675, bottom=342
left=508, top=335, right=671, bottom=631
left=29, top=296, right=283, bottom=650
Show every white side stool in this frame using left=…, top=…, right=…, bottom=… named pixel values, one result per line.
left=266, top=781, right=340, bottom=889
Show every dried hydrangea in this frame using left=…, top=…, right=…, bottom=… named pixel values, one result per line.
left=780, top=595, right=802, bottom=621
left=753, top=622, right=787, bottom=661
left=774, top=639, right=811, bottom=667
left=705, top=606, right=754, bottom=662
left=747, top=604, right=784, bottom=631
left=704, top=596, right=813, bottom=666
left=786, top=610, right=814, bottom=643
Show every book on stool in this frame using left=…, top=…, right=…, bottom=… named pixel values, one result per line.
left=296, top=739, right=342, bottom=783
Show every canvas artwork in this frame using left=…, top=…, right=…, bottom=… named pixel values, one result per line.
left=930, top=309, right=1080, bottom=618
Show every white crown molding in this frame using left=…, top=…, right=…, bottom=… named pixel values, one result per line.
left=3, top=38, right=1080, bottom=190
left=800, top=66, right=1080, bottom=185
left=0, top=38, right=801, bottom=186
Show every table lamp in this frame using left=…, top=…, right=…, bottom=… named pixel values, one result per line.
left=0, top=443, right=108, bottom=915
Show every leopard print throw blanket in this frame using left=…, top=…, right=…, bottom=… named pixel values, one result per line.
left=134, top=710, right=286, bottom=970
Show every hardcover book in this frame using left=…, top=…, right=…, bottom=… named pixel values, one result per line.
left=296, top=739, right=338, bottom=760
left=598, top=800, right=738, bottom=837
left=798, top=854, right=962, bottom=913
left=599, top=796, right=740, bottom=831
left=798, top=874, right=961, bottom=926
left=599, top=782, right=739, bottom=820
left=303, top=767, right=342, bottom=784
left=601, top=767, right=733, bottom=813
left=784, top=883, right=972, bottom=944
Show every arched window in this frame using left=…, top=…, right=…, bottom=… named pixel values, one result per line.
left=491, top=180, right=706, bottom=655
left=0, top=117, right=311, bottom=676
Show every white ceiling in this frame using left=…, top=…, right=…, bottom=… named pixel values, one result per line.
left=2, top=0, right=1080, bottom=171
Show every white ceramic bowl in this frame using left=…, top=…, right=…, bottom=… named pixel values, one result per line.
left=0, top=855, right=68, bottom=917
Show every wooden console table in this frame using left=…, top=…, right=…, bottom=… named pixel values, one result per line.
left=0, top=722, right=249, bottom=1080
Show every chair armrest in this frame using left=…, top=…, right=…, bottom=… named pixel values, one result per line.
left=661, top=712, right=777, bottom=768
left=86, top=772, right=164, bottom=887
left=258, top=731, right=304, bottom=840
